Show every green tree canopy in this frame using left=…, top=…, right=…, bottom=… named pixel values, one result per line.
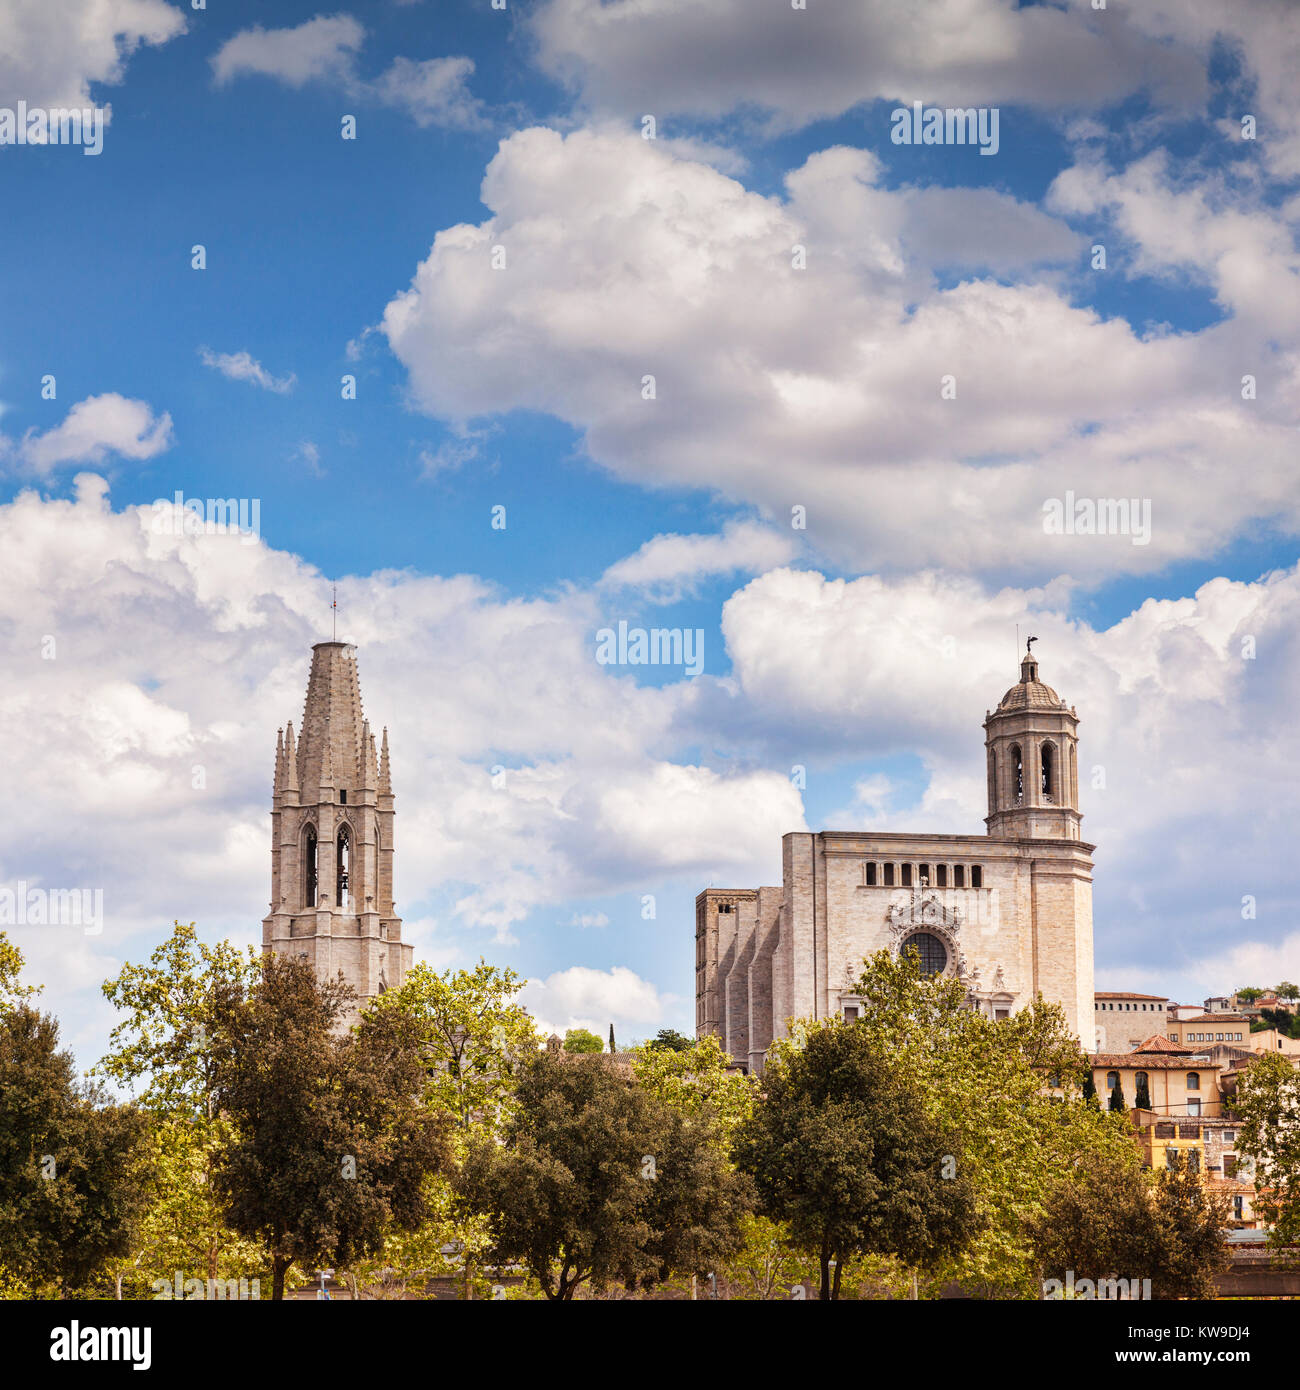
left=562, top=1027, right=604, bottom=1054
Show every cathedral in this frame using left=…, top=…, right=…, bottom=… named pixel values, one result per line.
left=695, top=645, right=1095, bottom=1072
left=263, top=641, right=413, bottom=1024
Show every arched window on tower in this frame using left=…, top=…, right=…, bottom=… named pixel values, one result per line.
left=1041, top=743, right=1056, bottom=804
left=304, top=826, right=318, bottom=908
left=337, top=824, right=352, bottom=911
left=1010, top=745, right=1024, bottom=805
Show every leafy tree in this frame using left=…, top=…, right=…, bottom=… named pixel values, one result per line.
left=647, top=1028, right=694, bottom=1053
left=563, top=1027, right=604, bottom=1054
left=95, top=920, right=262, bottom=1289
left=1030, top=1148, right=1227, bottom=1298
left=844, top=948, right=1134, bottom=1297
left=1236, top=986, right=1264, bottom=1004
left=0, top=930, right=40, bottom=1019
left=631, top=1034, right=753, bottom=1146
left=1276, top=981, right=1299, bottom=1003
left=209, top=956, right=450, bottom=1299
left=1108, top=1077, right=1127, bottom=1113
left=608, top=1024, right=616, bottom=1054
left=376, top=959, right=538, bottom=1134
left=735, top=1018, right=979, bottom=1299
left=458, top=1051, right=751, bottom=1299
left=0, top=1005, right=151, bottom=1295
left=1233, top=1050, right=1300, bottom=1251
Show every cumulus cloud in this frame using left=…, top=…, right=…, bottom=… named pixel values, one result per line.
left=529, top=0, right=1205, bottom=129
left=521, top=965, right=670, bottom=1038
left=211, top=13, right=484, bottom=130
left=2, top=394, right=173, bottom=473
left=0, top=0, right=184, bottom=113
left=380, top=127, right=1300, bottom=583
left=199, top=347, right=296, bottom=394
left=600, top=519, right=796, bottom=602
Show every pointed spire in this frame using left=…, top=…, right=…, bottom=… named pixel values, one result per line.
left=274, top=728, right=284, bottom=796
left=283, top=722, right=299, bottom=793
left=378, top=727, right=392, bottom=797
left=358, top=720, right=377, bottom=791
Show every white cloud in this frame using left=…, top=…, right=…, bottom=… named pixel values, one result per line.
left=3, top=394, right=173, bottom=473
left=211, top=13, right=364, bottom=88
left=0, top=0, right=184, bottom=113
left=600, top=519, right=796, bottom=602
left=529, top=0, right=1205, bottom=129
left=380, top=127, right=1300, bottom=583
left=210, top=13, right=484, bottom=130
left=521, top=965, right=669, bottom=1036
left=199, top=347, right=296, bottom=394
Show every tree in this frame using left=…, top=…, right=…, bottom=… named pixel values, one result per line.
left=1134, top=1073, right=1152, bottom=1111
left=844, top=948, right=1135, bottom=1297
left=457, top=1051, right=751, bottom=1299
left=95, top=920, right=263, bottom=1290
left=0, top=1005, right=151, bottom=1295
left=0, top=930, right=40, bottom=1019
left=1236, top=986, right=1264, bottom=1004
left=1233, top=1051, right=1300, bottom=1251
left=647, top=1028, right=694, bottom=1053
left=375, top=959, right=537, bottom=1134
left=1029, top=1148, right=1227, bottom=1299
left=209, top=956, right=449, bottom=1299
left=735, top=1019, right=979, bottom=1299
left=563, top=1027, right=604, bottom=1054
left=1108, top=1077, right=1127, bottom=1113
left=608, top=1024, right=616, bottom=1054
left=1276, top=981, right=1299, bottom=1003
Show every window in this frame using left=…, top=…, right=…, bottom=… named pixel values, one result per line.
left=900, top=931, right=947, bottom=977
left=902, top=863, right=913, bottom=887
left=339, top=789, right=347, bottom=805
left=1187, top=1149, right=1201, bottom=1174
left=995, top=1008, right=1009, bottom=1021
left=918, top=863, right=930, bottom=885
left=1010, top=745, right=1024, bottom=804
left=304, top=826, right=318, bottom=907
left=1106, top=1071, right=1119, bottom=1090
left=936, top=864, right=948, bottom=888
left=971, top=865, right=983, bottom=888
left=843, top=1006, right=859, bottom=1021
left=1217, top=1033, right=1224, bottom=1042
left=1224, top=1156, right=1238, bottom=1179
left=865, top=862, right=877, bottom=886
left=884, top=863, right=895, bottom=887
left=1233, top=1196, right=1244, bottom=1220
left=1223, top=1130, right=1235, bottom=1143
left=337, top=824, right=351, bottom=910
left=1041, top=742, right=1056, bottom=803
left=1186, top=1072, right=1200, bottom=1090
left=1187, top=1098, right=1201, bottom=1116
left=953, top=865, right=965, bottom=888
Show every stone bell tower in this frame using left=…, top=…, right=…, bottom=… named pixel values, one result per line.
left=984, top=639, right=1083, bottom=841
left=262, top=641, right=412, bottom=1025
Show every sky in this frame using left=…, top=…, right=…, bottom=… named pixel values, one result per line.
left=1, top=0, right=1299, bottom=1068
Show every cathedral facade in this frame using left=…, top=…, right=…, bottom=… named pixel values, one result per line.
left=695, top=648, right=1095, bottom=1072
left=263, top=641, right=413, bottom=1023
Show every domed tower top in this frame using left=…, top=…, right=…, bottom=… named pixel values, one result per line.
left=983, top=639, right=1082, bottom=840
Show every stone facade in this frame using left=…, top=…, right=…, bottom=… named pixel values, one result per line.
left=262, top=641, right=413, bottom=1026
left=696, top=648, right=1095, bottom=1071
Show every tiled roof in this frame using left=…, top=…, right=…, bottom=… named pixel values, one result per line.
left=1174, top=1014, right=1250, bottom=1024
left=1091, top=1054, right=1216, bottom=1070
left=1095, top=991, right=1169, bottom=1001
left=1132, top=1035, right=1198, bottom=1054
left=997, top=679, right=1068, bottom=712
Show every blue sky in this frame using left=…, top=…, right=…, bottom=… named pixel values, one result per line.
left=2, top=0, right=1299, bottom=1066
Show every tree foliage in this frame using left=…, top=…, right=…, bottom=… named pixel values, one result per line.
left=457, top=1051, right=751, bottom=1299
left=208, top=957, right=450, bottom=1299
left=1233, top=1050, right=1300, bottom=1251
left=562, top=1027, right=604, bottom=1054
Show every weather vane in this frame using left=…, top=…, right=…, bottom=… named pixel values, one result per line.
left=1026, top=634, right=1038, bottom=656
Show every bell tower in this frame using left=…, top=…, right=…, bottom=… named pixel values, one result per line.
left=984, top=640, right=1082, bottom=841
left=262, top=641, right=412, bottom=1025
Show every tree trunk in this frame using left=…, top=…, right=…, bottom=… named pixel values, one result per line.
left=831, top=1256, right=842, bottom=1301
left=272, top=1253, right=288, bottom=1301
left=819, top=1239, right=832, bottom=1301
left=208, top=1237, right=218, bottom=1287
left=115, top=1271, right=123, bottom=1301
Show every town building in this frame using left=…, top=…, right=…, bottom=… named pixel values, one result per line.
left=1093, top=991, right=1169, bottom=1052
